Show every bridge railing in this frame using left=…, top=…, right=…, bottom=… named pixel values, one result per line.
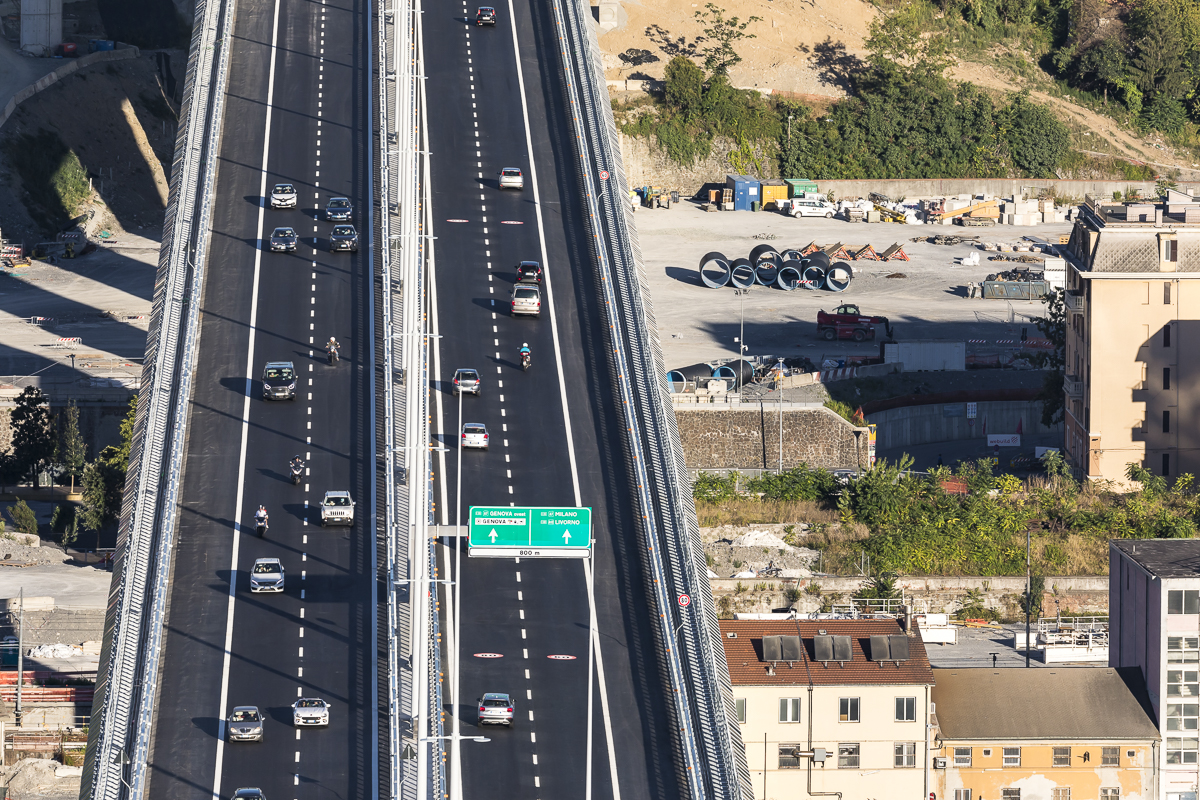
left=546, top=1, right=753, bottom=799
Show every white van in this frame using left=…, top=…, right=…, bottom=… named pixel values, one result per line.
left=789, top=197, right=836, bottom=218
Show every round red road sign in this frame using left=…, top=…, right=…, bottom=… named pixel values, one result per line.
left=599, top=170, right=609, bottom=180
left=473, top=653, right=503, bottom=658
left=678, top=594, right=691, bottom=607
left=547, top=654, right=577, bottom=660
left=446, top=219, right=468, bottom=223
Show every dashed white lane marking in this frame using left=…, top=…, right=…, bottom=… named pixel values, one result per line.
left=299, top=628, right=305, bottom=638
left=528, top=709, right=534, bottom=720
left=521, top=629, right=526, bottom=639
left=295, top=752, right=300, bottom=763
left=300, top=607, right=306, bottom=617
left=519, top=609, right=524, bottom=619
left=518, top=591, right=523, bottom=601
left=297, top=687, right=303, bottom=697
left=298, top=666, right=303, bottom=677
left=296, top=730, right=302, bottom=740
left=515, top=572, right=521, bottom=582
left=523, top=649, right=529, bottom=659
left=299, top=647, right=304, bottom=657
left=532, top=755, right=538, bottom=765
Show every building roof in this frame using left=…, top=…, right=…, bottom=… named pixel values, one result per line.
left=719, top=618, right=934, bottom=687
left=932, top=667, right=1160, bottom=742
left=1112, top=539, right=1200, bottom=578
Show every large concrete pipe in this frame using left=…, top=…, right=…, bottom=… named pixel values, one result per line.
left=749, top=243, right=781, bottom=266
left=802, top=264, right=826, bottom=289
left=730, top=257, right=756, bottom=289
left=825, top=262, right=853, bottom=292
left=712, top=359, right=755, bottom=387
left=699, top=251, right=731, bottom=288
left=776, top=260, right=802, bottom=291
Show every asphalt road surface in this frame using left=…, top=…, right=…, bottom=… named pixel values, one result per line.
left=424, top=2, right=680, bottom=800
left=145, top=2, right=375, bottom=800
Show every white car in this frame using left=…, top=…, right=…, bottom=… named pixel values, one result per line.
left=269, top=183, right=297, bottom=209
left=292, top=697, right=330, bottom=727
left=461, top=423, right=489, bottom=450
left=250, top=558, right=284, bottom=593
left=790, top=198, right=836, bottom=218
left=320, top=490, right=355, bottom=527
left=499, top=167, right=524, bottom=190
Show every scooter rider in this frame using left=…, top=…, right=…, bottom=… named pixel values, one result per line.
left=326, top=337, right=340, bottom=361
left=289, top=454, right=305, bottom=482
left=519, top=342, right=530, bottom=365
left=254, top=505, right=269, bottom=534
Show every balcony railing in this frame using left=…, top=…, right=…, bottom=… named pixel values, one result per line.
left=1064, top=375, right=1084, bottom=397
left=1064, top=291, right=1084, bottom=311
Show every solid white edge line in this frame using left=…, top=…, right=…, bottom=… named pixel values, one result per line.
left=504, top=7, right=620, bottom=800
left=211, top=0, right=281, bottom=796
left=366, top=0, right=379, bottom=794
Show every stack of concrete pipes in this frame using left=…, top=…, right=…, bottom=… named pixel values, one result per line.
left=698, top=244, right=853, bottom=292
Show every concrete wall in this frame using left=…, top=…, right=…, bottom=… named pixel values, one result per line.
left=816, top=179, right=1200, bottom=202
left=870, top=399, right=1060, bottom=452
left=20, top=0, right=62, bottom=51
left=0, top=47, right=139, bottom=131
left=675, top=405, right=868, bottom=470
left=712, top=575, right=1110, bottom=616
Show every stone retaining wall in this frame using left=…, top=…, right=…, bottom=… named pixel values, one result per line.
left=675, top=406, right=867, bottom=470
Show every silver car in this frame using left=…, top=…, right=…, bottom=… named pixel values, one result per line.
left=227, top=706, right=264, bottom=742
left=325, top=197, right=353, bottom=221
left=292, top=697, right=330, bottom=727
left=499, top=167, right=523, bottom=190
left=477, top=692, right=513, bottom=726
left=269, top=183, right=297, bottom=209
left=461, top=423, right=489, bottom=450
left=269, top=227, right=298, bottom=252
left=453, top=368, right=481, bottom=396
left=510, top=284, right=541, bottom=317
left=233, top=789, right=264, bottom=800
left=320, top=490, right=355, bottom=527
left=250, top=558, right=284, bottom=593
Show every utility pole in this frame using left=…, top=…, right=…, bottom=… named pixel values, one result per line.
left=16, top=588, right=23, bottom=726
left=1025, top=528, right=1031, bottom=668
left=777, top=359, right=785, bottom=470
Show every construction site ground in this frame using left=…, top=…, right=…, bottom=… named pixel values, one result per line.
left=641, top=201, right=1071, bottom=369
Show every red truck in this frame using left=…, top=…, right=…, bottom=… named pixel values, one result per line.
left=816, top=304, right=895, bottom=342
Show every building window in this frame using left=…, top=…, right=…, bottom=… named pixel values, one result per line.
left=1165, top=239, right=1180, bottom=262
left=954, top=791, right=972, bottom=800
left=1169, top=669, right=1200, bottom=697
left=1165, top=367, right=1172, bottom=390
left=1002, top=790, right=1021, bottom=800
left=1053, top=789, right=1071, bottom=800
left=1102, top=746, right=1120, bottom=766
left=839, top=697, right=860, bottom=722
left=895, top=697, right=916, bottom=722
left=1003, top=747, right=1021, bottom=767
left=1165, top=453, right=1172, bottom=476
left=1166, top=281, right=1173, bottom=304
left=894, top=742, right=917, bottom=768
left=1167, top=737, right=1199, bottom=764
left=838, top=743, right=860, bottom=768
left=1167, top=703, right=1199, bottom=731
left=1166, top=325, right=1172, bottom=346
left=1053, top=746, right=1071, bottom=766
left=982, top=748, right=993, bottom=757
left=1100, top=790, right=1120, bottom=799
left=1170, top=637, right=1200, bottom=663
left=954, top=747, right=972, bottom=767
left=778, top=697, right=800, bottom=723
left=778, top=744, right=803, bottom=769
left=735, top=698, right=746, bottom=724
left=1169, top=590, right=1200, bottom=615
left=1165, top=410, right=1171, bottom=433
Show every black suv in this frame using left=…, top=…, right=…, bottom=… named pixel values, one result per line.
left=476, top=6, right=496, bottom=25
left=329, top=225, right=359, bottom=253
left=516, top=261, right=542, bottom=284
left=262, top=361, right=297, bottom=400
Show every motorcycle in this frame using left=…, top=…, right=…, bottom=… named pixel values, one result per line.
left=290, top=462, right=304, bottom=485
left=521, top=351, right=531, bottom=372
left=254, top=519, right=268, bottom=537
left=327, top=344, right=339, bottom=365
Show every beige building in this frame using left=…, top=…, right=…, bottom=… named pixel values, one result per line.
left=1062, top=191, right=1200, bottom=483
left=720, top=618, right=934, bottom=800
left=932, top=668, right=1160, bottom=800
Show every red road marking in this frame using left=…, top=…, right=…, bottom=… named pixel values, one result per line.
left=547, top=655, right=577, bottom=660
left=500, top=220, right=524, bottom=225
left=447, top=219, right=469, bottom=223
left=473, top=653, right=503, bottom=658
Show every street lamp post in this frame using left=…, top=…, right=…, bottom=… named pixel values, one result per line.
left=734, top=287, right=750, bottom=358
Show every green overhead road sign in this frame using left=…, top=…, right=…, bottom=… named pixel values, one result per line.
left=468, top=506, right=592, bottom=558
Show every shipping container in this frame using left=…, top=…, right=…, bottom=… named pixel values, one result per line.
left=760, top=179, right=788, bottom=207
left=784, top=179, right=819, bottom=197
left=725, top=174, right=760, bottom=211
left=882, top=340, right=966, bottom=371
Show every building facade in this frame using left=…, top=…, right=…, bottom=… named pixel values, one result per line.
left=1060, top=191, right=1200, bottom=483
left=720, top=618, right=934, bottom=800
left=1112, top=539, right=1200, bottom=800
left=932, top=668, right=1159, bottom=800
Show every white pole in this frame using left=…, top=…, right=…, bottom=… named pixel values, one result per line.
left=450, top=388, right=463, bottom=800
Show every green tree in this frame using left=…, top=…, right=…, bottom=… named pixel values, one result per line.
left=6, top=499, right=38, bottom=535
left=11, top=386, right=54, bottom=488
left=1003, top=94, right=1070, bottom=177
left=80, top=446, right=125, bottom=532
left=693, top=2, right=761, bottom=76
left=1128, top=0, right=1188, bottom=101
left=113, top=394, right=137, bottom=475
left=57, top=400, right=86, bottom=493
left=664, top=56, right=705, bottom=120
left=1036, top=289, right=1067, bottom=426
left=0, top=450, right=21, bottom=494
left=863, top=3, right=951, bottom=85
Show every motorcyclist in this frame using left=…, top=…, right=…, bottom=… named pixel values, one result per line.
left=254, top=505, right=269, bottom=533
left=519, top=342, right=530, bottom=366
left=326, top=337, right=340, bottom=361
left=290, top=455, right=305, bottom=482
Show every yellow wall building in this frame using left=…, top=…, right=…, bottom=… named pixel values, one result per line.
left=932, top=668, right=1160, bottom=800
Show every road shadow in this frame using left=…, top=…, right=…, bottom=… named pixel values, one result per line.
left=190, top=716, right=223, bottom=740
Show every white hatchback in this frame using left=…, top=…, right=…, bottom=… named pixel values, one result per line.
left=499, top=167, right=524, bottom=190
left=461, top=423, right=489, bottom=450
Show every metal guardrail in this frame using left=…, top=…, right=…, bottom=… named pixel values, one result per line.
left=549, top=0, right=752, bottom=798
left=81, top=0, right=236, bottom=798
left=380, top=0, right=438, bottom=796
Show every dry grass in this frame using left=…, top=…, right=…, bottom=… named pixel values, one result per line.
left=696, top=499, right=839, bottom=527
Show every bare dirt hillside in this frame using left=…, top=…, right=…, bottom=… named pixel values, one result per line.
left=597, top=0, right=876, bottom=97
left=599, top=0, right=1200, bottom=178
